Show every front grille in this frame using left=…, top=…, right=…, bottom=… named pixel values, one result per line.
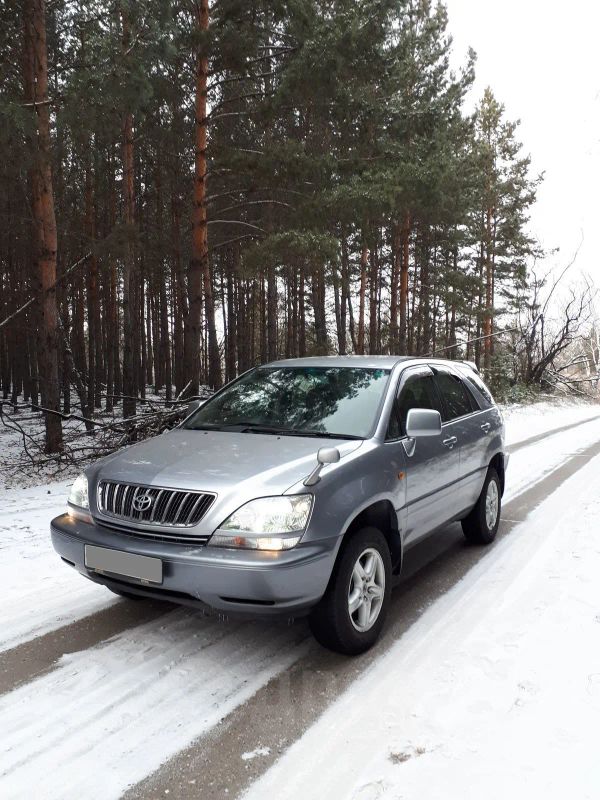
left=97, top=481, right=215, bottom=528
left=97, top=518, right=210, bottom=546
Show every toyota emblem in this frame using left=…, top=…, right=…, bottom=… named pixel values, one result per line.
left=133, top=492, right=153, bottom=513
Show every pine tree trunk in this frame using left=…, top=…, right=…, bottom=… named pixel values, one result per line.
left=331, top=257, right=344, bottom=354
left=185, top=0, right=220, bottom=393
left=483, top=204, right=493, bottom=372
left=286, top=267, right=295, bottom=358
left=368, top=243, right=378, bottom=354
left=389, top=221, right=400, bottom=354
left=225, top=248, right=237, bottom=381
left=312, top=263, right=328, bottom=355
left=84, top=155, right=101, bottom=411
left=259, top=275, right=267, bottom=362
left=339, top=235, right=349, bottom=356
left=170, top=191, right=186, bottom=395
left=399, top=211, right=411, bottom=354
left=298, top=267, right=306, bottom=357
left=23, top=0, right=63, bottom=453
left=357, top=243, right=367, bottom=355
left=105, top=161, right=119, bottom=410
left=120, top=8, right=137, bottom=417
left=267, top=265, right=277, bottom=361
left=420, top=238, right=431, bottom=355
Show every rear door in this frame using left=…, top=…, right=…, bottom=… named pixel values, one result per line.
left=386, top=366, right=462, bottom=546
left=456, top=366, right=504, bottom=507
left=432, top=367, right=481, bottom=517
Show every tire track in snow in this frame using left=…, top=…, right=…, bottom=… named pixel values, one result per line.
left=0, top=597, right=170, bottom=694
left=0, top=608, right=310, bottom=800
left=508, top=411, right=600, bottom=453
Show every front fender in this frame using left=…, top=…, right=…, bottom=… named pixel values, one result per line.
left=295, top=442, right=407, bottom=546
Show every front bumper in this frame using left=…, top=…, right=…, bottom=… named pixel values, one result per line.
left=50, top=514, right=338, bottom=617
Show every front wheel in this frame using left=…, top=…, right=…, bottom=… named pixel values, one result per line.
left=309, top=526, right=392, bottom=655
left=461, top=467, right=501, bottom=545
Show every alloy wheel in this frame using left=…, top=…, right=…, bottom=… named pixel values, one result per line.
left=348, top=547, right=386, bottom=632
left=485, top=479, right=499, bottom=530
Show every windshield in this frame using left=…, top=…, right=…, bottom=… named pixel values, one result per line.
left=183, top=366, right=390, bottom=439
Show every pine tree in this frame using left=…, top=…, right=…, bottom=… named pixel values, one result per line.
left=23, top=0, right=63, bottom=452
left=0, top=0, right=545, bottom=435
left=471, top=88, right=540, bottom=372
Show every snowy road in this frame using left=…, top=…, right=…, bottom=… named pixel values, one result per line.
left=1, top=402, right=599, bottom=799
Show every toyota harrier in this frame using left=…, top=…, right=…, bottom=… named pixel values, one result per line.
left=51, top=356, right=508, bottom=654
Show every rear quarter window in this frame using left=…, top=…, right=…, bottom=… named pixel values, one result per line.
left=459, top=369, right=495, bottom=410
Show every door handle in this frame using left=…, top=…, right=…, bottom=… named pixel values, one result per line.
left=442, top=435, right=457, bottom=449
left=480, top=422, right=491, bottom=433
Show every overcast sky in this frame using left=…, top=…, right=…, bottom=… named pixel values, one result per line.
left=445, top=0, right=599, bottom=285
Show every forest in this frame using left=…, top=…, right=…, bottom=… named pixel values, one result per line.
left=0, top=0, right=593, bottom=456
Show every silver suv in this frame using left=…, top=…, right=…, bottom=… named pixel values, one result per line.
left=51, top=356, right=508, bottom=654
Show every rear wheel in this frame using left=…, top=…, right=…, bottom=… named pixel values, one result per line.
left=461, top=467, right=501, bottom=544
left=309, top=526, right=392, bottom=655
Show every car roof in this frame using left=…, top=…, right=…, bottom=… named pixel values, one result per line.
left=262, top=355, right=474, bottom=371
left=263, top=355, right=411, bottom=369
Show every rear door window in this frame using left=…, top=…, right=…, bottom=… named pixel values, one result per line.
left=434, top=370, right=475, bottom=422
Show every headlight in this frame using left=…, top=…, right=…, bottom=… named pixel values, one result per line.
left=68, top=473, right=89, bottom=510
left=210, top=495, right=313, bottom=551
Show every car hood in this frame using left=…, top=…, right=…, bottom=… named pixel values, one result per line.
left=93, top=428, right=363, bottom=496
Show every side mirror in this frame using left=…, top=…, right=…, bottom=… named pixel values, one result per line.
left=186, top=399, right=202, bottom=416
left=303, top=446, right=341, bottom=486
left=405, top=408, right=442, bottom=438
left=317, top=446, right=341, bottom=465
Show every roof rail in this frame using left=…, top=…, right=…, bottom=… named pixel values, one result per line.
left=460, top=360, right=480, bottom=375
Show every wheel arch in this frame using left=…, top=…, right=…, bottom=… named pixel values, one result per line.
left=341, top=499, right=403, bottom=575
left=489, top=452, right=505, bottom=495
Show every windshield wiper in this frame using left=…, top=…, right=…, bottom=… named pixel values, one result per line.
left=190, top=421, right=362, bottom=439
left=297, top=430, right=362, bottom=440
left=188, top=422, right=228, bottom=431
left=238, top=424, right=362, bottom=440
left=240, top=423, right=296, bottom=434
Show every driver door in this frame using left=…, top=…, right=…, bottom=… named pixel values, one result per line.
left=387, top=366, right=462, bottom=546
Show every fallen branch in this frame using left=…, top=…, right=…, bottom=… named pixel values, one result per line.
left=429, top=327, right=520, bottom=357
left=0, top=252, right=92, bottom=330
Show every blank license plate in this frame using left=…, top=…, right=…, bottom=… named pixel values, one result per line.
left=85, top=545, right=162, bottom=584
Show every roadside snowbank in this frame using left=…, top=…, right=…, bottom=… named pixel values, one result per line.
left=243, top=444, right=600, bottom=800
left=501, top=397, right=599, bottom=446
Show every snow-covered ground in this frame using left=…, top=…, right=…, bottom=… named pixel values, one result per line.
left=0, top=481, right=119, bottom=653
left=0, top=615, right=308, bottom=799
left=501, top=397, right=600, bottom=446
left=243, top=427, right=600, bottom=800
left=1, top=398, right=599, bottom=799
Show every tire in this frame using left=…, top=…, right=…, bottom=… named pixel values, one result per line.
left=461, top=467, right=501, bottom=545
left=107, top=586, right=145, bottom=600
left=309, top=526, right=392, bottom=655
